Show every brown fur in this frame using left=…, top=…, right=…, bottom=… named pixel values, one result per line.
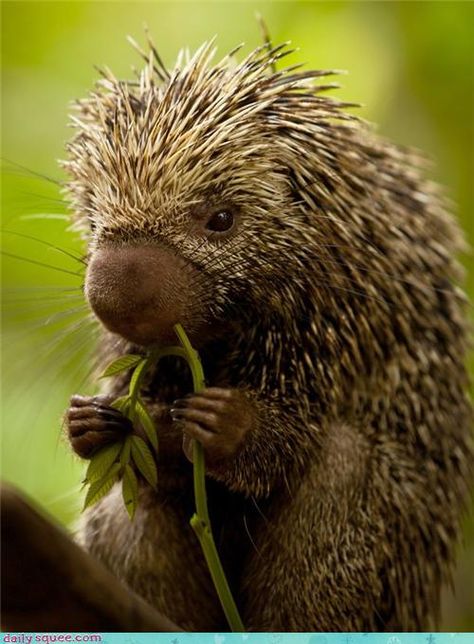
left=64, top=35, right=473, bottom=630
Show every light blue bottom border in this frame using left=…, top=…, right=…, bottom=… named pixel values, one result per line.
left=2, top=634, right=474, bottom=644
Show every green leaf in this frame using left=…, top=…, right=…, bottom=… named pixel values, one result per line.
left=135, top=398, right=158, bottom=451
left=101, top=354, right=143, bottom=378
left=128, top=358, right=150, bottom=400
left=130, top=435, right=158, bottom=490
left=120, top=435, right=132, bottom=466
left=82, top=462, right=121, bottom=511
left=111, top=395, right=131, bottom=415
left=122, top=463, right=139, bottom=519
left=84, top=442, right=122, bottom=483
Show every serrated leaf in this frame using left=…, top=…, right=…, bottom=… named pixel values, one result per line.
left=120, top=435, right=133, bottom=466
left=111, top=395, right=131, bottom=415
left=82, top=462, right=121, bottom=511
left=130, top=435, right=158, bottom=490
left=128, top=358, right=149, bottom=398
left=122, top=464, right=139, bottom=520
left=101, top=354, right=143, bottom=378
left=136, top=398, right=158, bottom=451
left=84, top=442, right=122, bottom=483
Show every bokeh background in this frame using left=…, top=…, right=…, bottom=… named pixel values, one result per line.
left=2, top=0, right=473, bottom=630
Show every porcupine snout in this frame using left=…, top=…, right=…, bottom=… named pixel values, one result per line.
left=85, top=245, right=189, bottom=346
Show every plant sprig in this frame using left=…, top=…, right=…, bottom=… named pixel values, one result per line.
left=81, top=324, right=244, bottom=631
left=82, top=350, right=160, bottom=517
left=173, top=324, right=245, bottom=631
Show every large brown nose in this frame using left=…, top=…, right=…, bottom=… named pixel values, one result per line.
left=85, top=245, right=187, bottom=346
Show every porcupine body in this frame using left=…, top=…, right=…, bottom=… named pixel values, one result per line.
left=63, top=36, right=473, bottom=631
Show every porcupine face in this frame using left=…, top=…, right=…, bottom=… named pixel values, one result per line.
left=63, top=40, right=325, bottom=347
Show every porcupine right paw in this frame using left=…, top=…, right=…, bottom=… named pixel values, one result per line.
left=66, top=394, right=133, bottom=459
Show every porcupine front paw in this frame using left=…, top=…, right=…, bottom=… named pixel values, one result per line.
left=170, top=387, right=253, bottom=467
left=66, top=394, right=133, bottom=458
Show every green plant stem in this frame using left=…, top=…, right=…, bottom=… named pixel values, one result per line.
left=174, top=323, right=245, bottom=632
left=128, top=348, right=186, bottom=416
left=129, top=352, right=156, bottom=409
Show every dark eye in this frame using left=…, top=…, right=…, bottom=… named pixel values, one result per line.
left=206, top=210, right=234, bottom=233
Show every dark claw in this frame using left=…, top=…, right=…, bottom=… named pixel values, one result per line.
left=172, top=398, right=188, bottom=409
left=96, top=407, right=131, bottom=423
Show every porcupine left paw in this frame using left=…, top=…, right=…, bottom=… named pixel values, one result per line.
left=66, top=394, right=133, bottom=458
left=170, top=387, right=254, bottom=466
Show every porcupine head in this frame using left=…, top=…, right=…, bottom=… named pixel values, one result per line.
left=62, top=37, right=371, bottom=368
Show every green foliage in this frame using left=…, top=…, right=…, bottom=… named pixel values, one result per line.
left=100, top=354, right=143, bottom=378
left=84, top=442, right=122, bottom=484
left=82, top=353, right=159, bottom=517
left=135, top=400, right=158, bottom=450
left=122, top=464, right=139, bottom=520
left=83, top=462, right=121, bottom=510
left=130, top=435, right=158, bottom=490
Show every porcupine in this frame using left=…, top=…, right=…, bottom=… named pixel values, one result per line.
left=63, top=32, right=473, bottom=631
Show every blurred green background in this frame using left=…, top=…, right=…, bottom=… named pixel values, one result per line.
left=2, top=0, right=473, bottom=630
